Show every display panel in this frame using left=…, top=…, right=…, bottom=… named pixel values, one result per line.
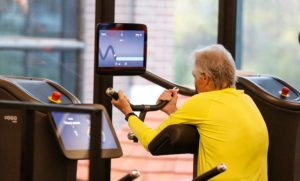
left=49, top=105, right=122, bottom=159
left=95, top=23, right=147, bottom=75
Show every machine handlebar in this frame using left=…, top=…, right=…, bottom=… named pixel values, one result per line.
left=118, top=169, right=140, bottom=181
left=192, top=163, right=227, bottom=181
left=106, top=87, right=175, bottom=142
left=106, top=87, right=168, bottom=112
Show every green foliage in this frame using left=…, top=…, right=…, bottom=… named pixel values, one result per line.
left=174, top=0, right=300, bottom=91
left=174, top=0, right=218, bottom=85
left=241, top=0, right=300, bottom=90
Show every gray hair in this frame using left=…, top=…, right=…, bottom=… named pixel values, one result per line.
left=193, top=44, right=236, bottom=89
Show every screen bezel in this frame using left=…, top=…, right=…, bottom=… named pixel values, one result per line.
left=48, top=104, right=122, bottom=159
left=95, top=23, right=147, bottom=75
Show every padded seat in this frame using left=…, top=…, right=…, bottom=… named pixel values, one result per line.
left=148, top=124, right=199, bottom=178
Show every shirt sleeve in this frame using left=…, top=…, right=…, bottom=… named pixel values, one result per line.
left=127, top=115, right=155, bottom=150
left=127, top=95, right=208, bottom=151
left=128, top=113, right=183, bottom=151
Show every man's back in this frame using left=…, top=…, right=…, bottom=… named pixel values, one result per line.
left=177, top=88, right=269, bottom=180
left=127, top=88, right=268, bottom=180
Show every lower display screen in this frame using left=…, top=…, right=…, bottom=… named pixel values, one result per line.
left=51, top=112, right=118, bottom=150
left=49, top=105, right=122, bottom=159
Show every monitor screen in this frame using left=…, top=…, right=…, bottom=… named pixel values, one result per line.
left=49, top=105, right=122, bottom=159
left=95, top=23, right=147, bottom=75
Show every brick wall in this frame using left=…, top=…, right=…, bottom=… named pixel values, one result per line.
left=114, top=0, right=175, bottom=86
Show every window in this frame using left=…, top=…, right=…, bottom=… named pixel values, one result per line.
left=0, top=0, right=83, bottom=96
left=237, top=0, right=300, bottom=90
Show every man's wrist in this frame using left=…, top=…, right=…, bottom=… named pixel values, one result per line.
left=125, top=112, right=137, bottom=121
left=165, top=108, right=177, bottom=115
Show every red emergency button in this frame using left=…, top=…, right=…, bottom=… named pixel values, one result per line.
left=48, top=91, right=61, bottom=103
left=279, top=86, right=289, bottom=98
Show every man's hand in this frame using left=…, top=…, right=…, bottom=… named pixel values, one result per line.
left=157, top=89, right=178, bottom=115
left=111, top=90, right=133, bottom=116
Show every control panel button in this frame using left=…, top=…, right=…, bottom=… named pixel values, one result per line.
left=279, top=86, right=289, bottom=98
left=48, top=91, right=62, bottom=103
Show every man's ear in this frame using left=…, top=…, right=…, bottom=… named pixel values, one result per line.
left=201, top=73, right=210, bottom=85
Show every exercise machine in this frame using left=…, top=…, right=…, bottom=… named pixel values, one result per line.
left=106, top=87, right=226, bottom=181
left=0, top=76, right=80, bottom=181
left=236, top=74, right=300, bottom=181
left=0, top=75, right=123, bottom=181
left=95, top=22, right=300, bottom=180
left=96, top=22, right=228, bottom=180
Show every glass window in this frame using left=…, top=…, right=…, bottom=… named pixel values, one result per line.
left=237, top=0, right=300, bottom=90
left=112, top=0, right=218, bottom=180
left=0, top=0, right=82, bottom=96
left=0, top=1, right=97, bottom=180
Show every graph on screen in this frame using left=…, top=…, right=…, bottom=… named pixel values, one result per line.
left=99, top=45, right=117, bottom=61
left=98, top=30, right=145, bottom=67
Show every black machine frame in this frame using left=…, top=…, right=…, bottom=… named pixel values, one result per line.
left=0, top=100, right=103, bottom=181
left=48, top=104, right=122, bottom=160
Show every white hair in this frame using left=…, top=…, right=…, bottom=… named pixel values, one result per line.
left=192, top=44, right=236, bottom=89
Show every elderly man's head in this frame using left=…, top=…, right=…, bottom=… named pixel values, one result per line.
left=192, top=44, right=236, bottom=92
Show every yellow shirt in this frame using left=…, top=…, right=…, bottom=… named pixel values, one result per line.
left=128, top=88, right=269, bottom=180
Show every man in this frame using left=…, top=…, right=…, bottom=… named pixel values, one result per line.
left=111, top=44, right=269, bottom=180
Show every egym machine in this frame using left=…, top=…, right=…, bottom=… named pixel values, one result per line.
left=237, top=74, right=300, bottom=181
left=0, top=76, right=80, bottom=181
left=0, top=75, right=123, bottom=181
left=96, top=23, right=300, bottom=181
left=96, top=23, right=226, bottom=180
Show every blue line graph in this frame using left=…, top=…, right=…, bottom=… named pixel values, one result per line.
left=99, top=45, right=143, bottom=62
left=99, top=45, right=116, bottom=61
left=98, top=29, right=145, bottom=67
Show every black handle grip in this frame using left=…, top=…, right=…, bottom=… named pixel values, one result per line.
left=118, top=169, right=140, bottom=181
left=106, top=87, right=119, bottom=100
left=192, top=163, right=226, bottom=181
left=127, top=132, right=138, bottom=142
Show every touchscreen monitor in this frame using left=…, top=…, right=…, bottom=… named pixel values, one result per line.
left=95, top=23, right=147, bottom=75
left=49, top=105, right=122, bottom=159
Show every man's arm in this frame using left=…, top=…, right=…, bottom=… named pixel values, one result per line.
left=111, top=89, right=182, bottom=150
left=128, top=113, right=187, bottom=151
left=127, top=115, right=157, bottom=150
